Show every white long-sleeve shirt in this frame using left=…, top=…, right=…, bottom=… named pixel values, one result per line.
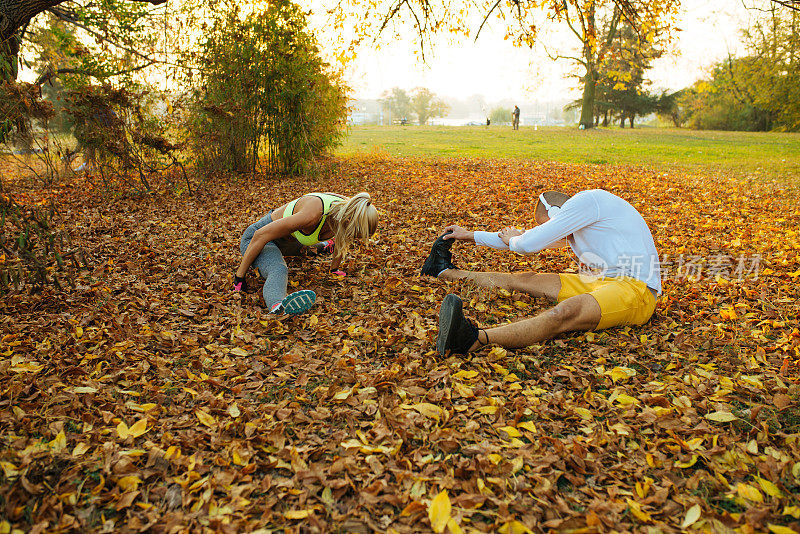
left=474, top=189, right=662, bottom=293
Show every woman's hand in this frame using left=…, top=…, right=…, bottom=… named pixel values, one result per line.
left=498, top=226, right=523, bottom=245
left=442, top=225, right=475, bottom=242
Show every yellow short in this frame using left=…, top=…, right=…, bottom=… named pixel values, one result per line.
left=557, top=274, right=657, bottom=331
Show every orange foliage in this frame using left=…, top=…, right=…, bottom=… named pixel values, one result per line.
left=0, top=156, right=798, bottom=532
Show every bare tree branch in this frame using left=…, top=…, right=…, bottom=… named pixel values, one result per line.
left=473, top=0, right=502, bottom=41
left=34, top=60, right=157, bottom=85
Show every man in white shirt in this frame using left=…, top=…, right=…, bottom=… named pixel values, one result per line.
left=421, top=189, right=661, bottom=355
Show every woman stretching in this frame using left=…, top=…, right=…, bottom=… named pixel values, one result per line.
left=235, top=192, right=378, bottom=314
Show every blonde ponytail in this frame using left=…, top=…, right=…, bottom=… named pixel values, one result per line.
left=328, top=192, right=378, bottom=261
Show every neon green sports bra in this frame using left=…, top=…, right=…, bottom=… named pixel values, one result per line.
left=283, top=193, right=345, bottom=246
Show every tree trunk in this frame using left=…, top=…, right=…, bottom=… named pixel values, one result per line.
left=602, top=109, right=609, bottom=127
left=1, top=0, right=165, bottom=81
left=578, top=69, right=596, bottom=129
left=629, top=115, right=634, bottom=128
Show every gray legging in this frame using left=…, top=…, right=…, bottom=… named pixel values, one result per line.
left=239, top=211, right=290, bottom=308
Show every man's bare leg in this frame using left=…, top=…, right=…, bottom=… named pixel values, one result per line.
left=440, top=269, right=561, bottom=300
left=470, top=294, right=601, bottom=351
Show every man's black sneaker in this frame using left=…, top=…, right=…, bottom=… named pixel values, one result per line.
left=421, top=231, right=457, bottom=277
left=437, top=294, right=479, bottom=355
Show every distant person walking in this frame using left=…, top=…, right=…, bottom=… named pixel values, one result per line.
left=512, top=106, right=520, bottom=130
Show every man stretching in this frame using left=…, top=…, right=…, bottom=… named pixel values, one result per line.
left=420, top=189, right=662, bottom=355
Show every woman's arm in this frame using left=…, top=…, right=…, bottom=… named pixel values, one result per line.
left=236, top=204, right=321, bottom=277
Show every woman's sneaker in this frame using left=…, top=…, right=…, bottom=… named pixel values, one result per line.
left=437, top=294, right=479, bottom=355
left=277, top=290, right=316, bottom=315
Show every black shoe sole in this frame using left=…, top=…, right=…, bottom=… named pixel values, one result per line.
left=431, top=231, right=455, bottom=254
left=421, top=251, right=445, bottom=277
left=421, top=232, right=456, bottom=277
left=437, top=294, right=462, bottom=356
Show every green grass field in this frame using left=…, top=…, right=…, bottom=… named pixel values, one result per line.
left=338, top=125, right=800, bottom=182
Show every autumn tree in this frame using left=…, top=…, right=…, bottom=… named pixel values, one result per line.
left=594, top=21, right=662, bottom=127
left=0, top=0, right=167, bottom=83
left=331, top=0, right=679, bottom=129
left=676, top=4, right=800, bottom=132
left=380, top=87, right=413, bottom=122
left=489, top=106, right=512, bottom=125
left=410, top=87, right=448, bottom=125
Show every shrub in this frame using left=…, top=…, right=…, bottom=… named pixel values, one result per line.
left=0, top=193, right=87, bottom=294
left=61, top=84, right=190, bottom=193
left=189, top=0, right=348, bottom=176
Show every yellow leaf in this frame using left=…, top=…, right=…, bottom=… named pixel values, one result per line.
left=11, top=362, right=44, bottom=373
left=229, top=347, right=249, bottom=357
left=740, top=375, right=764, bottom=388
left=681, top=503, right=701, bottom=529
left=499, top=426, right=521, bottom=438
left=768, top=525, right=798, bottom=534
left=453, top=382, right=474, bottom=398
left=116, top=421, right=130, bottom=439
left=452, top=370, right=479, bottom=380
left=498, top=520, right=533, bottom=534
left=488, top=347, right=507, bottom=358
left=756, top=476, right=784, bottom=498
left=737, top=483, right=763, bottom=502
left=606, top=366, right=636, bottom=382
left=128, top=418, right=148, bottom=438
left=476, top=405, right=498, bottom=415
left=284, top=510, right=311, bottom=520
left=705, top=411, right=737, bottom=422
left=447, top=518, right=464, bottom=534
left=308, top=314, right=319, bottom=327
left=196, top=410, right=216, bottom=428
left=428, top=490, right=451, bottom=533
left=401, top=403, right=444, bottom=422
left=487, top=453, right=503, bottom=465
left=783, top=506, right=800, bottom=519
left=118, top=475, right=141, bottom=492
left=72, top=443, right=90, bottom=456
left=228, top=403, right=241, bottom=418
left=73, top=386, right=98, bottom=394
left=517, top=421, right=536, bottom=433
left=0, top=461, right=19, bottom=479
left=676, top=455, right=698, bottom=468
left=626, top=499, right=652, bottom=523
left=614, top=394, right=638, bottom=407
left=573, top=407, right=593, bottom=420
left=333, top=387, right=354, bottom=401
left=50, top=430, right=67, bottom=452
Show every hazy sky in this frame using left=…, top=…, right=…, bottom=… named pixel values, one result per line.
left=310, top=0, right=755, bottom=103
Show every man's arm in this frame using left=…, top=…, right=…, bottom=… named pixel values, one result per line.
left=442, top=225, right=510, bottom=250
left=444, top=225, right=569, bottom=251
left=504, top=206, right=597, bottom=253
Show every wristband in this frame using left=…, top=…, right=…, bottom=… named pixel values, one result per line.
left=233, top=275, right=248, bottom=292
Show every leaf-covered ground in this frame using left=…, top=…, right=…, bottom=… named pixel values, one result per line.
left=1, top=156, right=799, bottom=533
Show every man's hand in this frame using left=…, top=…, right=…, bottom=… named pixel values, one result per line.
left=442, top=225, right=474, bottom=241
left=499, top=226, right=523, bottom=245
